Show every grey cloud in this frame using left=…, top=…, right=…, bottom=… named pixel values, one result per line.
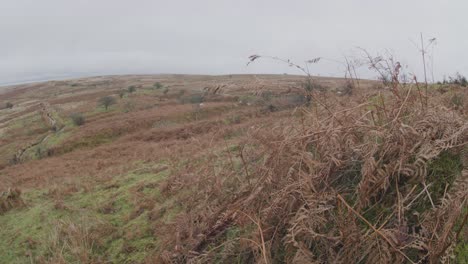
left=1, top=0, right=467, bottom=85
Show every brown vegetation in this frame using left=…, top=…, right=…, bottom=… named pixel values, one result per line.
left=0, top=188, right=25, bottom=214
left=153, top=84, right=467, bottom=263
left=0, top=74, right=466, bottom=263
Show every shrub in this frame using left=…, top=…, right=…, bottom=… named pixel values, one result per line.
left=446, top=73, right=467, bottom=87
left=98, top=96, right=116, bottom=111
left=284, top=94, right=307, bottom=107
left=123, top=101, right=135, bottom=113
left=70, top=113, right=85, bottom=126
left=118, top=90, right=126, bottom=99
left=5, top=102, right=13, bottom=109
left=450, top=93, right=464, bottom=108
left=0, top=188, right=25, bottom=214
left=337, top=80, right=354, bottom=96
left=178, top=91, right=204, bottom=104
left=162, top=87, right=169, bottom=95
left=189, top=94, right=205, bottom=104
left=261, top=91, right=273, bottom=102
left=225, top=114, right=241, bottom=125
left=127, top=86, right=136, bottom=93
left=302, top=79, right=325, bottom=104
left=302, top=78, right=325, bottom=93
left=266, top=104, right=278, bottom=112
left=35, top=147, right=45, bottom=159
left=153, top=82, right=163, bottom=89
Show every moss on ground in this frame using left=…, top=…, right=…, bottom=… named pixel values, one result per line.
left=0, top=164, right=169, bottom=263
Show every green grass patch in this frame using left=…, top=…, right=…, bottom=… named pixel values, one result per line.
left=0, top=164, right=169, bottom=263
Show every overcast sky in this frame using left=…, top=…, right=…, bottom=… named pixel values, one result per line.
left=1, top=0, right=467, bottom=85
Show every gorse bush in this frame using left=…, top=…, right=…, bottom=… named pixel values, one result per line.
left=70, top=113, right=85, bottom=126
left=153, top=82, right=163, bottom=89
left=35, top=147, right=44, bottom=159
left=4, top=102, right=13, bottom=109
left=127, top=86, right=136, bottom=93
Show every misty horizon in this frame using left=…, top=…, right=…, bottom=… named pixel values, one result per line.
left=1, top=0, right=467, bottom=86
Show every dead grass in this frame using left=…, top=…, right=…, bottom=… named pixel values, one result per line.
left=150, top=84, right=467, bottom=263
left=0, top=188, right=25, bottom=214
left=0, top=74, right=466, bottom=263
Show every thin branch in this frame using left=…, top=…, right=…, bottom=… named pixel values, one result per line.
left=238, top=210, right=269, bottom=264
left=337, top=194, right=416, bottom=264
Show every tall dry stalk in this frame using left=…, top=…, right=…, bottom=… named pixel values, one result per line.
left=160, top=77, right=467, bottom=263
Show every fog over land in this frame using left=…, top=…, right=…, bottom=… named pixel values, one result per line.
left=1, top=0, right=467, bottom=85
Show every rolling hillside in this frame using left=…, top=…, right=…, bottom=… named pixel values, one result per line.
left=0, top=74, right=466, bottom=263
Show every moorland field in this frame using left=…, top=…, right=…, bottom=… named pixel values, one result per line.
left=0, top=74, right=466, bottom=263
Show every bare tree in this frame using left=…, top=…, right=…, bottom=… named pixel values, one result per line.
left=98, top=96, right=116, bottom=111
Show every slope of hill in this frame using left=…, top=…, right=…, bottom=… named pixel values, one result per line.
left=0, top=74, right=466, bottom=263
